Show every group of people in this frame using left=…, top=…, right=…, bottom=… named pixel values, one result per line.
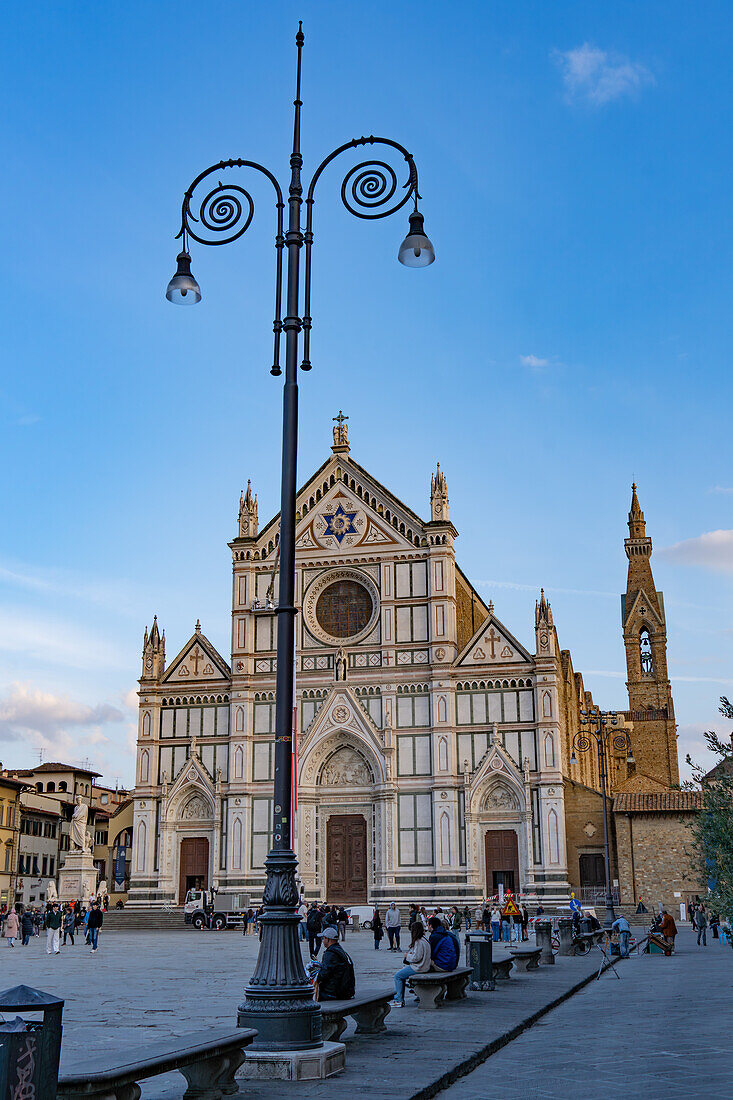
left=389, top=916, right=461, bottom=1007
left=300, top=901, right=350, bottom=957
left=0, top=898, right=104, bottom=953
left=688, top=901, right=724, bottom=946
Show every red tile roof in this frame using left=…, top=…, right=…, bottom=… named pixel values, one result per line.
left=613, top=791, right=703, bottom=812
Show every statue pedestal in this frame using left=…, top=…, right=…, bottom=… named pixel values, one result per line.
left=58, top=849, right=97, bottom=902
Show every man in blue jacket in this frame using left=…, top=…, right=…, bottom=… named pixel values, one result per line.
left=427, top=916, right=459, bottom=971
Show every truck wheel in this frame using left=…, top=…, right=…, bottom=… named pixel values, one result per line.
left=192, top=914, right=205, bottom=930
left=213, top=915, right=226, bottom=931
left=362, top=920, right=372, bottom=930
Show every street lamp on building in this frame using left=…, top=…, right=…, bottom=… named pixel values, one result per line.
left=165, top=24, right=433, bottom=1052
left=570, top=708, right=634, bottom=930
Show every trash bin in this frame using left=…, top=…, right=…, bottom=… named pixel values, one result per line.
left=0, top=985, right=64, bottom=1100
left=465, top=931, right=494, bottom=990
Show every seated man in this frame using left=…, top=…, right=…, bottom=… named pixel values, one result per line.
left=314, top=925, right=355, bottom=1001
left=427, top=916, right=460, bottom=972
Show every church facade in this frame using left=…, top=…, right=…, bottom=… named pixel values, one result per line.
left=128, top=417, right=679, bottom=909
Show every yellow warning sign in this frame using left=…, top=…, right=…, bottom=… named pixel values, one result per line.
left=501, top=896, right=521, bottom=918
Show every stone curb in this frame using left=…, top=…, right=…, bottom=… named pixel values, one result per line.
left=409, top=957, right=622, bottom=1100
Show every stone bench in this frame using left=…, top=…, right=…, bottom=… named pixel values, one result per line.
left=407, top=966, right=472, bottom=1010
left=491, top=957, right=513, bottom=980
left=57, top=1027, right=257, bottom=1100
left=509, top=946, right=542, bottom=972
left=320, top=988, right=393, bottom=1042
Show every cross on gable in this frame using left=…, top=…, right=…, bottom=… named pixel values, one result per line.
left=333, top=410, right=348, bottom=431
left=486, top=628, right=500, bottom=658
left=190, top=648, right=204, bottom=675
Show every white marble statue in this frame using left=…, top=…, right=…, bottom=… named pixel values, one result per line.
left=97, top=879, right=107, bottom=899
left=46, top=879, right=58, bottom=902
left=82, top=880, right=92, bottom=902
left=70, top=796, right=89, bottom=850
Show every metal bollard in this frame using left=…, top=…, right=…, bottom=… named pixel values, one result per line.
left=557, top=917, right=575, bottom=956
left=534, top=919, right=555, bottom=964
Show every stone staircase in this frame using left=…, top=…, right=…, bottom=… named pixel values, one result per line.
left=100, top=908, right=188, bottom=932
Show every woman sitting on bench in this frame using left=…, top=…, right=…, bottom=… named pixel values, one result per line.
left=427, top=916, right=460, bottom=972
left=390, top=920, right=432, bottom=1007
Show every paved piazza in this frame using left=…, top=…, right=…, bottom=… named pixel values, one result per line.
left=0, top=924, right=729, bottom=1098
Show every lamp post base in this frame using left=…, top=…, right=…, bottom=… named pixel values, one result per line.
left=236, top=848, right=322, bottom=1051
left=240, top=1041, right=345, bottom=1080
left=603, top=898, right=617, bottom=930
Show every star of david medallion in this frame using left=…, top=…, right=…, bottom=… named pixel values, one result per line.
left=323, top=504, right=358, bottom=544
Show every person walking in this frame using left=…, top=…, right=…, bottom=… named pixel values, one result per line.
left=490, top=906, right=501, bottom=942
left=385, top=903, right=401, bottom=950
left=21, top=908, right=35, bottom=947
left=475, top=903, right=484, bottom=932
left=88, top=899, right=103, bottom=952
left=390, top=920, right=431, bottom=1007
left=511, top=914, right=522, bottom=943
left=46, top=903, right=61, bottom=955
left=611, top=914, right=631, bottom=957
left=241, top=908, right=250, bottom=937
left=450, top=906, right=462, bottom=935
left=337, top=906, right=348, bottom=942
left=306, top=902, right=323, bottom=958
left=4, top=906, right=19, bottom=947
left=694, top=905, right=708, bottom=947
left=62, top=906, right=75, bottom=946
left=710, top=912, right=720, bottom=940
left=372, top=908, right=384, bottom=949
left=463, top=905, right=472, bottom=931
left=521, top=905, right=529, bottom=941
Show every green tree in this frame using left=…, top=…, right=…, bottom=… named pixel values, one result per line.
left=686, top=697, right=733, bottom=920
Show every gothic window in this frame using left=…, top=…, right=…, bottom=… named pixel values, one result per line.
left=139, top=750, right=149, bottom=784
left=315, top=579, right=373, bottom=638
left=640, top=629, right=654, bottom=677
left=142, top=711, right=151, bottom=737
left=232, top=817, right=242, bottom=870
left=544, top=733, right=555, bottom=768
left=440, top=813, right=451, bottom=865
left=548, top=808, right=559, bottom=864
left=234, top=746, right=244, bottom=779
left=438, top=737, right=448, bottom=771
left=542, top=691, right=552, bottom=718
left=136, top=820, right=146, bottom=871
left=235, top=706, right=244, bottom=732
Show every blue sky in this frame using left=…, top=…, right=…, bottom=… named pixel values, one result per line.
left=1, top=1, right=732, bottom=786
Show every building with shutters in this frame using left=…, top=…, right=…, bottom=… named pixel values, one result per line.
left=128, top=417, right=684, bottom=910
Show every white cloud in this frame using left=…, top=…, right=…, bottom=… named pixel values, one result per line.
left=0, top=682, right=123, bottom=750
left=708, top=486, right=733, bottom=494
left=555, top=44, right=654, bottom=106
left=519, top=354, right=550, bottom=370
left=658, top=529, right=733, bottom=574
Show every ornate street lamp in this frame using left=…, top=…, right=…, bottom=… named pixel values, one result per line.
left=166, top=24, right=433, bottom=1051
left=570, top=708, right=634, bottom=930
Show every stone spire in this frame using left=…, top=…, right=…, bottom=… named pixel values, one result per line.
left=535, top=588, right=553, bottom=629
left=535, top=590, right=555, bottom=656
left=430, top=462, right=449, bottom=522
left=628, top=483, right=646, bottom=540
left=141, top=615, right=165, bottom=681
left=238, top=480, right=258, bottom=538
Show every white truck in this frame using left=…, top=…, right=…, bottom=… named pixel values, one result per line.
left=184, top=888, right=251, bottom=930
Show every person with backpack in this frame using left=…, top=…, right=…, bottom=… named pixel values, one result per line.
left=306, top=902, right=323, bottom=958
left=21, top=908, right=35, bottom=947
left=62, top=906, right=76, bottom=946
left=314, top=926, right=355, bottom=1001
left=427, top=916, right=460, bottom=972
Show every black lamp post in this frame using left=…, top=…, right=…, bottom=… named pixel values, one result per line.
left=166, top=24, right=433, bottom=1051
left=570, top=708, right=634, bottom=930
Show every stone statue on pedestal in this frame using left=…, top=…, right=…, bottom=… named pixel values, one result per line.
left=46, top=879, right=58, bottom=902
left=70, top=796, right=89, bottom=850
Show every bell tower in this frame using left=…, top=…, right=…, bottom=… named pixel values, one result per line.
left=622, top=486, right=679, bottom=786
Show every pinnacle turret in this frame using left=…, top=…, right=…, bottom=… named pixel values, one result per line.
left=238, top=480, right=258, bottom=538
left=430, top=462, right=449, bottom=522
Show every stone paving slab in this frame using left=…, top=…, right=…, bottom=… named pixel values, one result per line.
left=439, top=926, right=733, bottom=1100
left=0, top=925, right=622, bottom=1098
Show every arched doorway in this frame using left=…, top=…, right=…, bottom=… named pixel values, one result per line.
left=327, top=815, right=367, bottom=903
left=178, top=837, right=209, bottom=903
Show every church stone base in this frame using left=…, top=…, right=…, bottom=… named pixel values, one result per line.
left=239, top=1042, right=345, bottom=1080
left=58, top=850, right=97, bottom=903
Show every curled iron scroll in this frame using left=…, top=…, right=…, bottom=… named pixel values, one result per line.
left=575, top=735, right=592, bottom=753
left=339, top=157, right=415, bottom=220
left=185, top=180, right=255, bottom=246
left=612, top=734, right=629, bottom=751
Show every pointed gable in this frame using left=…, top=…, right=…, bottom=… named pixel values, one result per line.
left=163, top=628, right=231, bottom=684
left=456, top=611, right=533, bottom=667
left=299, top=686, right=384, bottom=758
left=258, top=451, right=429, bottom=555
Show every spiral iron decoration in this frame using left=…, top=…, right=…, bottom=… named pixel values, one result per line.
left=575, top=735, right=592, bottom=753
left=185, top=180, right=255, bottom=246
left=613, top=734, right=629, bottom=751
left=340, top=159, right=408, bottom=219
